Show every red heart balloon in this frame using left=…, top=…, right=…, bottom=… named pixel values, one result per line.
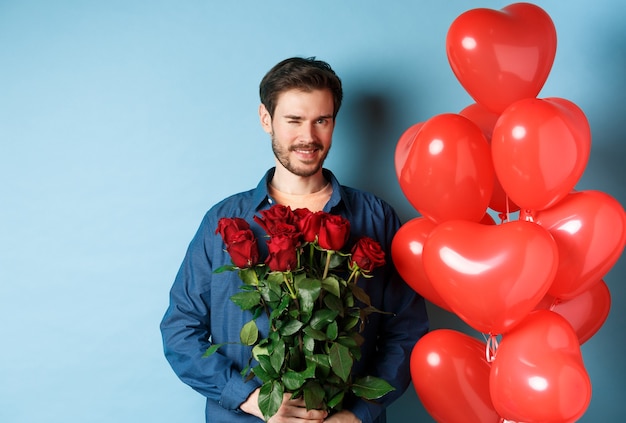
left=459, top=103, right=500, bottom=141
left=459, top=103, right=520, bottom=214
left=446, top=3, right=556, bottom=113
left=537, top=280, right=611, bottom=344
left=411, top=329, right=500, bottom=423
left=398, top=113, right=494, bottom=223
left=491, top=97, right=591, bottom=211
left=534, top=190, right=626, bottom=299
left=423, top=220, right=558, bottom=334
left=394, top=122, right=423, bottom=180
left=490, top=310, right=592, bottom=423
left=391, top=217, right=451, bottom=311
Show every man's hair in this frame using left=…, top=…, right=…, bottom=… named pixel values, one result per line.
left=259, top=57, right=343, bottom=118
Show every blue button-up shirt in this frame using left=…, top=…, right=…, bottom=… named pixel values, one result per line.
left=160, top=168, right=429, bottom=423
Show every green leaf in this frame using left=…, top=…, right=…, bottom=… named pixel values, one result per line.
left=266, top=271, right=284, bottom=283
left=321, top=276, right=341, bottom=298
left=329, top=343, right=353, bottom=382
left=323, top=294, right=344, bottom=315
left=230, top=291, right=261, bottom=310
left=257, top=355, right=279, bottom=378
left=328, top=252, right=347, bottom=269
left=251, top=344, right=268, bottom=361
left=280, top=319, right=303, bottom=337
left=296, top=278, right=321, bottom=314
left=341, top=315, right=359, bottom=331
left=282, top=370, right=305, bottom=390
left=350, top=284, right=372, bottom=306
left=214, top=264, right=237, bottom=273
left=268, top=330, right=280, bottom=343
left=240, top=320, right=259, bottom=345
left=202, top=343, right=224, bottom=358
left=288, top=345, right=304, bottom=369
left=261, top=274, right=284, bottom=306
left=271, top=294, right=291, bottom=319
left=351, top=376, right=396, bottom=400
left=326, top=321, right=338, bottom=340
left=343, top=291, right=354, bottom=307
left=327, top=390, right=345, bottom=409
left=251, top=306, right=264, bottom=320
left=238, top=268, right=259, bottom=285
left=270, top=339, right=285, bottom=374
left=259, top=381, right=284, bottom=421
left=241, top=363, right=251, bottom=378
left=251, top=362, right=272, bottom=383
left=303, top=325, right=327, bottom=341
left=303, top=380, right=325, bottom=410
left=350, top=332, right=365, bottom=347
left=302, top=334, right=315, bottom=353
left=301, top=359, right=317, bottom=379
left=336, top=335, right=358, bottom=348
left=310, top=309, right=339, bottom=330
left=308, top=354, right=330, bottom=377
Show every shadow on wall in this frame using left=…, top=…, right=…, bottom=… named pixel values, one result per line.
left=579, top=24, right=626, bottom=204
left=335, top=87, right=425, bottom=224
left=338, top=92, right=394, bottom=193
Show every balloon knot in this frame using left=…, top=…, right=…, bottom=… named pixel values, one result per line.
left=522, top=209, right=535, bottom=222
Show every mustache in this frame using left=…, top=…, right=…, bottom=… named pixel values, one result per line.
left=289, top=142, right=324, bottom=151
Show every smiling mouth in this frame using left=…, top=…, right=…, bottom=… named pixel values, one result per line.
left=291, top=143, right=323, bottom=155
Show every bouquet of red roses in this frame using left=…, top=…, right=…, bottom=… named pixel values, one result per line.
left=205, top=204, right=394, bottom=420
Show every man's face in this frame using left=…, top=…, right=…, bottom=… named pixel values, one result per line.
left=260, top=88, right=335, bottom=178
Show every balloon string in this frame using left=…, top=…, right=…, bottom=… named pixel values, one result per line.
left=505, top=193, right=510, bottom=222
left=485, top=334, right=498, bottom=363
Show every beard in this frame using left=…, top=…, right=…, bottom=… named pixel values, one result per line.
left=271, top=133, right=331, bottom=177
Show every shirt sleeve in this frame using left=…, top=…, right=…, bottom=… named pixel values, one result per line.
left=159, top=212, right=261, bottom=412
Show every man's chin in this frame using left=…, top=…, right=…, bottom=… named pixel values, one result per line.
left=291, top=163, right=324, bottom=178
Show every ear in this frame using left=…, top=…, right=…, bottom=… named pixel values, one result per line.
left=259, top=104, right=272, bottom=134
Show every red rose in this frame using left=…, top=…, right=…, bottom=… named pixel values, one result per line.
left=226, top=229, right=260, bottom=268
left=265, top=233, right=299, bottom=272
left=318, top=213, right=350, bottom=251
left=254, top=204, right=298, bottom=236
left=268, top=221, right=301, bottom=239
left=216, top=217, right=251, bottom=245
left=349, top=237, right=386, bottom=272
left=294, top=208, right=323, bottom=243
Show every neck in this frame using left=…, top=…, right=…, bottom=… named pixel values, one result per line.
left=270, top=165, right=327, bottom=195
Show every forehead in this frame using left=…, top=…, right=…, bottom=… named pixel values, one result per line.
left=274, top=88, right=334, bottom=116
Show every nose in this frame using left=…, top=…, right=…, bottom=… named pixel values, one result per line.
left=299, top=122, right=316, bottom=141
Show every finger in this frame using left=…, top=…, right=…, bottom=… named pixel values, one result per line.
left=291, top=406, right=327, bottom=420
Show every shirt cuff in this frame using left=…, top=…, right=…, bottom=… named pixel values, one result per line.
left=350, top=398, right=382, bottom=423
left=219, top=374, right=262, bottom=412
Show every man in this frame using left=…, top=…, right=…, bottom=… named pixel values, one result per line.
left=160, top=57, right=429, bottom=423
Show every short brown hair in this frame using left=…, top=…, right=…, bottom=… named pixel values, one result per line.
left=259, top=57, right=343, bottom=118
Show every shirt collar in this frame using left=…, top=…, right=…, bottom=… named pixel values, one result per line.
left=251, top=167, right=351, bottom=213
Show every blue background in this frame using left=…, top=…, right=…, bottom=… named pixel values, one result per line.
left=1, top=1, right=624, bottom=421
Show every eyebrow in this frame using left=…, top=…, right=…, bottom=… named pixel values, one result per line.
left=283, top=114, right=334, bottom=121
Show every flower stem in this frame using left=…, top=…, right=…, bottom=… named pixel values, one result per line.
left=283, top=272, right=297, bottom=300
left=309, top=243, right=315, bottom=269
left=322, top=250, right=333, bottom=280
left=347, top=267, right=360, bottom=285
